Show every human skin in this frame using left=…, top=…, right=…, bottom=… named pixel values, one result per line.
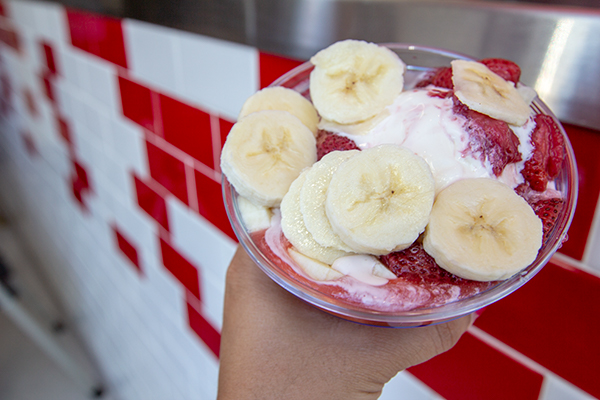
left=217, top=246, right=474, bottom=400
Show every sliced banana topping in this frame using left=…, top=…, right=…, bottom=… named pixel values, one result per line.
left=317, top=108, right=391, bottom=136
left=281, top=170, right=352, bottom=265
left=220, top=110, right=317, bottom=207
left=452, top=60, right=531, bottom=126
left=325, top=145, right=435, bottom=255
left=237, top=196, right=272, bottom=232
left=310, top=40, right=405, bottom=125
left=238, top=87, right=320, bottom=135
left=423, top=178, right=543, bottom=282
left=300, top=150, right=358, bottom=252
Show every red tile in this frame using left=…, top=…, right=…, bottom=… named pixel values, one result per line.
left=159, top=94, right=214, bottom=167
left=21, top=131, right=38, bottom=157
left=186, top=300, right=220, bottom=358
left=146, top=140, right=189, bottom=205
left=56, top=116, right=73, bottom=148
left=23, top=88, right=37, bottom=117
left=0, top=26, right=20, bottom=51
left=159, top=238, right=201, bottom=299
left=134, top=174, right=170, bottom=231
left=219, top=117, right=234, bottom=150
left=70, top=160, right=91, bottom=211
left=559, top=123, right=600, bottom=260
left=259, top=51, right=304, bottom=89
left=194, top=170, right=236, bottom=241
left=41, top=73, right=54, bottom=103
left=118, top=76, right=155, bottom=131
left=474, top=259, right=600, bottom=398
left=66, top=9, right=127, bottom=68
left=71, top=175, right=86, bottom=208
left=41, top=42, right=57, bottom=74
left=73, top=160, right=90, bottom=190
left=113, top=225, right=142, bottom=274
left=409, top=332, right=543, bottom=400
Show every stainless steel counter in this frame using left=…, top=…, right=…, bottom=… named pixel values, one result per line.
left=46, top=0, right=600, bottom=130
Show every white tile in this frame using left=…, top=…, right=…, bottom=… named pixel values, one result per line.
left=176, top=32, right=259, bottom=119
left=379, top=371, right=444, bottom=400
left=7, top=0, right=36, bottom=32
left=53, top=79, right=73, bottom=117
left=538, top=375, right=597, bottom=400
left=83, top=57, right=120, bottom=117
left=167, top=197, right=236, bottom=283
left=200, top=272, right=225, bottom=331
left=74, top=129, right=105, bottom=183
left=97, top=151, right=134, bottom=200
left=108, top=117, right=148, bottom=175
left=31, top=2, right=70, bottom=45
left=37, top=139, right=70, bottom=178
left=123, top=19, right=179, bottom=94
left=20, top=29, right=44, bottom=72
left=56, top=47, right=80, bottom=88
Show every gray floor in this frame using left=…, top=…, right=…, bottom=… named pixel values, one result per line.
left=0, top=310, right=93, bottom=400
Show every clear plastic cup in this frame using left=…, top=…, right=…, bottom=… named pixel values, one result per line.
left=223, top=44, right=578, bottom=327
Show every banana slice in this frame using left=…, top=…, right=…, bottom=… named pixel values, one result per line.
left=310, top=40, right=405, bottom=125
left=317, top=108, right=391, bottom=136
left=220, top=110, right=317, bottom=207
left=238, top=87, right=320, bottom=135
left=325, top=144, right=435, bottom=255
left=281, top=170, right=352, bottom=264
left=452, top=60, right=531, bottom=126
left=423, top=178, right=543, bottom=282
left=300, top=150, right=359, bottom=252
left=288, top=248, right=344, bottom=281
left=237, top=195, right=272, bottom=232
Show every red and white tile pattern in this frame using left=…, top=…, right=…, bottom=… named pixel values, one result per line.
left=0, top=1, right=599, bottom=399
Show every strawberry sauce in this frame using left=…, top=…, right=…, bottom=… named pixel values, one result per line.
left=253, top=217, right=497, bottom=313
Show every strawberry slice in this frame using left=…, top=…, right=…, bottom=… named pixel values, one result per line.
left=316, top=130, right=360, bottom=160
left=379, top=242, right=499, bottom=294
left=453, top=96, right=522, bottom=176
left=379, top=242, right=463, bottom=284
left=531, top=197, right=565, bottom=243
left=415, top=67, right=453, bottom=89
left=521, top=114, right=566, bottom=191
left=479, top=58, right=521, bottom=85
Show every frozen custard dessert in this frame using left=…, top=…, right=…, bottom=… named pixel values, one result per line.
left=220, top=40, right=567, bottom=312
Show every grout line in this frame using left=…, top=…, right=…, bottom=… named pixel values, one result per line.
left=581, top=193, right=600, bottom=265
left=551, top=253, right=600, bottom=279
left=151, top=90, right=163, bottom=136
left=468, top=325, right=549, bottom=376
left=185, top=160, right=199, bottom=213
left=468, top=326, right=594, bottom=400
left=210, top=114, right=222, bottom=174
left=144, top=129, right=217, bottom=183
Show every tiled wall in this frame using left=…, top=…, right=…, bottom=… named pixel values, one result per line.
left=0, top=1, right=599, bottom=399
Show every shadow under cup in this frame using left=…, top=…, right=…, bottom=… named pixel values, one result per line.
left=223, top=44, right=578, bottom=328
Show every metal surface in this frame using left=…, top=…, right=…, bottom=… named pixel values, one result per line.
left=45, top=0, right=600, bottom=130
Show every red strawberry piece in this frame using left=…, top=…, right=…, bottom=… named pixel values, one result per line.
left=415, top=67, right=453, bottom=89
left=453, top=96, right=522, bottom=176
left=414, top=71, right=435, bottom=88
left=431, top=67, right=454, bottom=89
left=531, top=197, right=565, bottom=243
left=316, top=130, right=360, bottom=160
left=521, top=114, right=566, bottom=191
left=380, top=242, right=459, bottom=284
left=479, top=58, right=521, bottom=85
